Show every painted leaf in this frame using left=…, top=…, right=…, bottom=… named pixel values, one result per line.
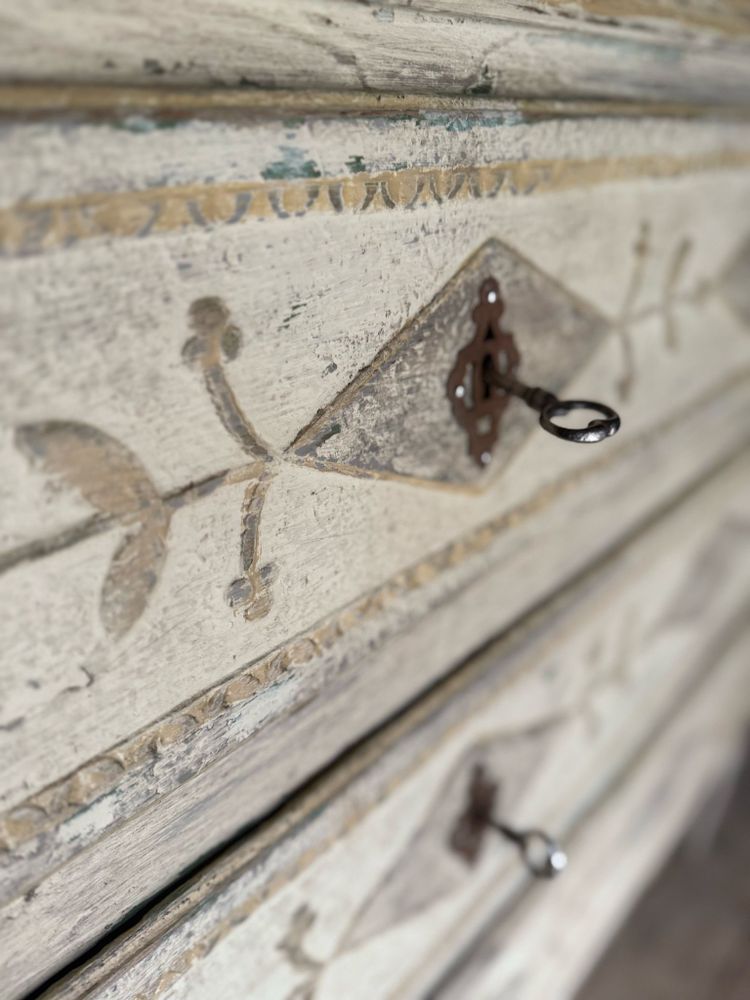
left=16, top=420, right=171, bottom=638
left=100, top=516, right=170, bottom=639
left=14, top=420, right=159, bottom=519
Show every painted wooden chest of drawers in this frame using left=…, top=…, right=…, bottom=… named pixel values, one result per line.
left=1, top=3, right=750, bottom=998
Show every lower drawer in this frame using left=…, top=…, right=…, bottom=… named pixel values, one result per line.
left=40, top=453, right=750, bottom=1000
left=433, top=632, right=749, bottom=1000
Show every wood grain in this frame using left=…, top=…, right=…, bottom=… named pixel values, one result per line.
left=34, top=458, right=750, bottom=1000
left=2, top=2, right=750, bottom=103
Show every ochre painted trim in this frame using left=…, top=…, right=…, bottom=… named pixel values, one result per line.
left=3, top=150, right=750, bottom=258
left=2, top=84, right=750, bottom=120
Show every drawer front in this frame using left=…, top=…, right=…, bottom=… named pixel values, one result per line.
left=3, top=87, right=750, bottom=995
left=433, top=634, right=750, bottom=1000
left=37, top=454, right=750, bottom=1000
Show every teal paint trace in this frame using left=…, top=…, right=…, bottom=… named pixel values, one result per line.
left=346, top=154, right=367, bottom=173
left=262, top=145, right=322, bottom=181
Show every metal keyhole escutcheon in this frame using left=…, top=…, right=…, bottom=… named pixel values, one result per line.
left=448, top=278, right=620, bottom=466
left=450, top=764, right=567, bottom=880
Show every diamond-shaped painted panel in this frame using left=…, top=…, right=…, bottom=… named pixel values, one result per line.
left=292, top=239, right=610, bottom=487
